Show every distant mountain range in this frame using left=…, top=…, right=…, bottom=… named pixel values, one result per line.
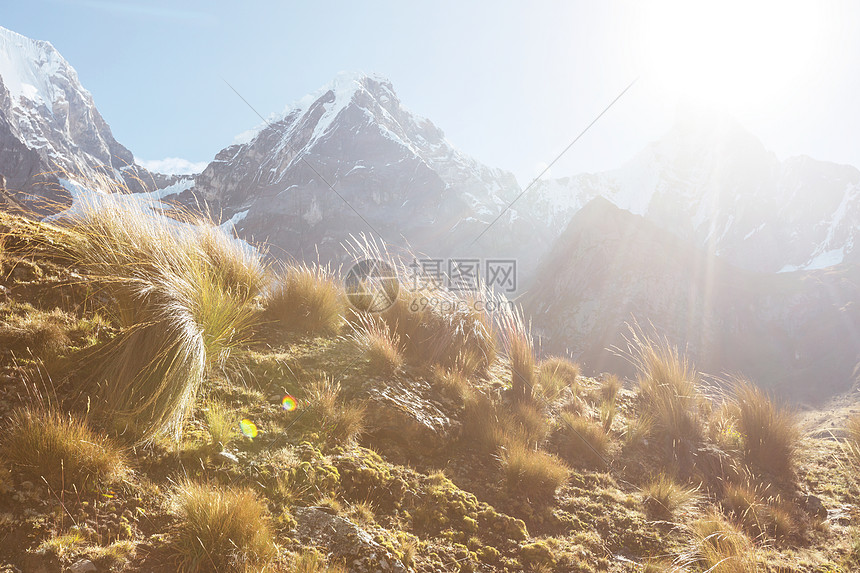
left=524, top=114, right=860, bottom=273
left=1, top=25, right=857, bottom=400
left=523, top=197, right=860, bottom=402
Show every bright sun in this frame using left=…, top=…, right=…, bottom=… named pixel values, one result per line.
left=638, top=0, right=826, bottom=111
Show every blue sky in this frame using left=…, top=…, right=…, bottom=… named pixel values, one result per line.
left=4, top=1, right=860, bottom=182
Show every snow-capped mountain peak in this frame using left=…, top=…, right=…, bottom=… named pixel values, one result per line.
left=0, top=26, right=170, bottom=212
left=0, top=26, right=80, bottom=109
left=191, top=73, right=538, bottom=274
left=524, top=113, right=860, bottom=272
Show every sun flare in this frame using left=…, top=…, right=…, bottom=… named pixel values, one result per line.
left=639, top=0, right=826, bottom=111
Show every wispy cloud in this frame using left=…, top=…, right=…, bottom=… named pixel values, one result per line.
left=137, top=157, right=208, bottom=175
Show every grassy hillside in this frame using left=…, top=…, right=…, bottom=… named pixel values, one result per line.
left=0, top=206, right=859, bottom=573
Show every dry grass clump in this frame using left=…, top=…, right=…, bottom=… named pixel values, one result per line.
left=264, top=263, right=345, bottom=336
left=641, top=560, right=674, bottom=573
left=536, top=356, right=579, bottom=401
left=196, top=225, right=268, bottom=299
left=36, top=532, right=87, bottom=560
left=498, top=305, right=536, bottom=402
left=346, top=501, right=376, bottom=527
left=506, top=401, right=552, bottom=448
left=721, top=481, right=797, bottom=541
left=430, top=365, right=471, bottom=403
left=0, top=306, right=72, bottom=356
left=721, top=483, right=762, bottom=531
left=626, top=331, right=703, bottom=449
left=292, top=549, right=347, bottom=573
left=600, top=374, right=622, bottom=403
left=1, top=407, right=126, bottom=491
left=686, top=511, right=760, bottom=573
left=170, top=481, right=276, bottom=572
left=305, top=377, right=365, bottom=444
left=641, top=473, right=698, bottom=520
left=462, top=393, right=502, bottom=452
left=553, top=412, right=609, bottom=468
left=844, top=414, right=860, bottom=473
left=726, top=379, right=798, bottom=477
left=623, top=412, right=654, bottom=448
left=204, top=401, right=237, bottom=450
left=462, top=394, right=550, bottom=454
left=379, top=289, right=497, bottom=376
left=500, top=441, right=569, bottom=501
left=347, top=312, right=403, bottom=375
left=346, top=235, right=497, bottom=376
left=600, top=399, right=617, bottom=433
left=65, top=197, right=264, bottom=441
left=846, top=414, right=860, bottom=455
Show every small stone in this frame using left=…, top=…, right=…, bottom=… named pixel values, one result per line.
left=217, top=451, right=239, bottom=464
left=70, top=560, right=97, bottom=573
left=801, top=494, right=827, bottom=520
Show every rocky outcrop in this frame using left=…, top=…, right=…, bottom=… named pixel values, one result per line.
left=362, top=376, right=459, bottom=457
left=293, top=506, right=409, bottom=572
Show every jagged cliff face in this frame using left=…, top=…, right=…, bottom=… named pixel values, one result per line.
left=524, top=197, right=860, bottom=402
left=189, top=73, right=548, bottom=278
left=0, top=26, right=164, bottom=212
left=525, top=115, right=860, bottom=273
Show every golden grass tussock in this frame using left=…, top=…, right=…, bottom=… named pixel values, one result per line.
left=687, top=511, right=760, bottom=573
left=1, top=407, right=126, bottom=492
left=305, top=377, right=365, bottom=444
left=204, top=400, right=238, bottom=450
left=641, top=473, right=699, bottom=520
left=170, top=480, right=276, bottom=572
left=600, top=374, right=622, bottom=403
left=0, top=306, right=72, bottom=357
left=553, top=412, right=610, bottom=468
left=462, top=393, right=551, bottom=454
left=264, top=263, right=345, bottom=336
left=497, top=304, right=536, bottom=402
left=536, top=356, right=579, bottom=401
left=63, top=196, right=264, bottom=441
left=462, top=393, right=502, bottom=453
left=845, top=413, right=860, bottom=468
left=600, top=393, right=618, bottom=433
left=292, top=549, right=348, bottom=573
left=624, top=329, right=703, bottom=448
left=726, top=378, right=799, bottom=477
left=345, top=234, right=497, bottom=376
left=721, top=481, right=798, bottom=542
left=347, top=312, right=403, bottom=375
left=507, top=401, right=552, bottom=448
left=378, top=288, right=497, bottom=376
left=430, top=364, right=472, bottom=403
left=500, top=440, right=569, bottom=502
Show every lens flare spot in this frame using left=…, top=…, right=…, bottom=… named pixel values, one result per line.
left=240, top=418, right=258, bottom=438
left=281, top=394, right=298, bottom=412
